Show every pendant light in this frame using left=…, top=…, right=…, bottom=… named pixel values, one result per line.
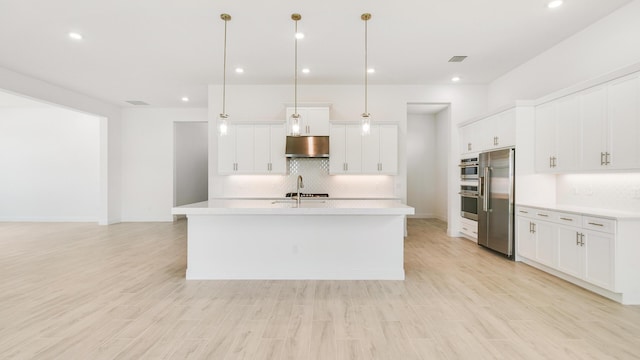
left=361, top=13, right=372, bottom=136
left=290, top=13, right=302, bottom=136
left=218, top=13, right=231, bottom=136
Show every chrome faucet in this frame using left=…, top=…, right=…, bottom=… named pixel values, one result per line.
left=296, top=175, right=304, bottom=206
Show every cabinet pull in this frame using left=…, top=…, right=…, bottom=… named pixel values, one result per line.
left=532, top=223, right=536, bottom=234
left=519, top=210, right=529, bottom=214
left=553, top=157, right=557, bottom=168
left=576, top=232, right=580, bottom=246
left=580, top=233, right=585, bottom=246
left=588, top=222, right=604, bottom=227
left=600, top=152, right=605, bottom=166
left=537, top=213, right=549, bottom=217
left=549, top=156, right=553, bottom=168
left=559, top=217, right=573, bottom=221
left=606, top=152, right=611, bottom=165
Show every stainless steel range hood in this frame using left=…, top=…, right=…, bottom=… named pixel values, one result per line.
left=285, top=136, right=329, bottom=158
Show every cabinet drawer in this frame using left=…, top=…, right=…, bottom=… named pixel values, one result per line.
left=553, top=212, right=582, bottom=226
left=583, top=216, right=615, bottom=234
left=516, top=206, right=535, bottom=218
left=460, top=218, right=478, bottom=239
left=533, top=209, right=553, bottom=220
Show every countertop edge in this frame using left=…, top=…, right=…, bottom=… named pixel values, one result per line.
left=516, top=203, right=640, bottom=220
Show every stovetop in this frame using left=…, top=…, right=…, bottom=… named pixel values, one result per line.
left=285, top=192, right=329, bottom=198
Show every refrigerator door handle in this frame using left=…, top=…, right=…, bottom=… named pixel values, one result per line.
left=483, top=166, right=490, bottom=211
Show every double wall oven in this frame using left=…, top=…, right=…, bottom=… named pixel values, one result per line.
left=459, top=156, right=479, bottom=221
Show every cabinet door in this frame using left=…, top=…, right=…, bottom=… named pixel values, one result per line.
left=556, top=226, right=583, bottom=279
left=344, top=124, right=362, bottom=173
left=269, top=124, right=287, bottom=174
left=607, top=74, right=640, bottom=170
left=516, top=217, right=536, bottom=260
left=253, top=125, right=271, bottom=173
left=305, top=108, right=330, bottom=135
left=492, top=109, right=516, bottom=149
left=534, top=220, right=556, bottom=268
left=329, top=125, right=347, bottom=174
left=580, top=86, right=608, bottom=170
left=584, top=230, right=615, bottom=291
left=361, top=125, right=380, bottom=173
left=234, top=125, right=255, bottom=174
left=534, top=102, right=556, bottom=173
left=218, top=124, right=237, bottom=174
left=378, top=124, right=398, bottom=174
left=554, top=95, right=580, bottom=171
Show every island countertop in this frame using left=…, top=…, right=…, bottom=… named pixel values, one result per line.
left=172, top=198, right=415, bottom=216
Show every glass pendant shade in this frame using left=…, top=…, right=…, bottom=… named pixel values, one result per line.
left=361, top=113, right=371, bottom=136
left=290, top=113, right=302, bottom=136
left=218, top=114, right=229, bottom=136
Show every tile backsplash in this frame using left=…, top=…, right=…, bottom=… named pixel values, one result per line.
left=218, top=158, right=396, bottom=198
left=556, top=173, right=640, bottom=213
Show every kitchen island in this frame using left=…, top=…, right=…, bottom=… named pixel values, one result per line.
left=172, top=199, right=414, bottom=280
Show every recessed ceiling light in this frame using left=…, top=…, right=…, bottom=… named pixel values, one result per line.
left=68, top=32, right=83, bottom=40
left=181, top=97, right=189, bottom=102
left=547, top=0, right=563, bottom=9
left=235, top=68, right=244, bottom=74
left=451, top=76, right=461, bottom=82
left=367, top=68, right=375, bottom=74
left=295, top=32, right=305, bottom=40
left=301, top=68, right=310, bottom=74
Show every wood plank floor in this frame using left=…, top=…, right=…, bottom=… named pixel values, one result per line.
left=1, top=219, right=639, bottom=359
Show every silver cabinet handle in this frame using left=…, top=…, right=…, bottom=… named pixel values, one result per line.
left=588, top=222, right=604, bottom=227
left=529, top=222, right=533, bottom=233
left=560, top=217, right=573, bottom=221
left=576, top=232, right=580, bottom=246
left=580, top=233, right=585, bottom=246
left=482, top=166, right=490, bottom=211
left=532, top=222, right=536, bottom=234
left=519, top=210, right=529, bottom=214
left=606, top=152, right=611, bottom=165
left=537, top=213, right=549, bottom=217
left=553, top=157, right=557, bottom=168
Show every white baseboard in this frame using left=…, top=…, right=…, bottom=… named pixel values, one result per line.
left=120, top=216, right=174, bottom=222
left=0, top=216, right=98, bottom=222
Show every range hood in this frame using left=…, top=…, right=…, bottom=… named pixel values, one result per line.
left=285, top=136, right=329, bottom=158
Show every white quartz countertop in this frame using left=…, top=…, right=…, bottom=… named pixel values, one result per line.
left=172, top=198, right=415, bottom=216
left=517, top=203, right=640, bottom=220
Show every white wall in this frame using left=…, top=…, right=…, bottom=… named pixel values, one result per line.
left=435, top=108, right=450, bottom=221
left=121, top=108, right=207, bottom=221
left=488, top=0, right=640, bottom=109
left=174, top=122, right=208, bottom=206
left=0, top=66, right=122, bottom=224
left=208, top=84, right=488, bottom=235
left=557, top=173, right=640, bottom=213
left=407, top=113, right=437, bottom=218
left=0, top=107, right=100, bottom=221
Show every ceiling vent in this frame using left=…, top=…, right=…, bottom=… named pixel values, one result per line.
left=125, top=100, right=149, bottom=106
left=448, top=56, right=467, bottom=63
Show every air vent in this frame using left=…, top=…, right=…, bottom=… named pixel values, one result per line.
left=448, top=56, right=468, bottom=63
left=125, top=100, right=149, bottom=106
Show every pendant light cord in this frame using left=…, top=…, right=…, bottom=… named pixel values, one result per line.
left=294, top=19, right=298, bottom=115
left=222, top=16, right=228, bottom=116
left=364, top=17, right=368, bottom=115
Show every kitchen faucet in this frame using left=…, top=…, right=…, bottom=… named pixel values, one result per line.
left=296, top=175, right=304, bottom=206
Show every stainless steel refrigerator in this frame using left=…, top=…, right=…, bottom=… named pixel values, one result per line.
left=478, top=148, right=515, bottom=259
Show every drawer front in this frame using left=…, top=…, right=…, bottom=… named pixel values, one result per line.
left=460, top=218, right=478, bottom=238
left=516, top=206, right=535, bottom=218
left=532, top=209, right=553, bottom=220
left=553, top=212, right=582, bottom=226
left=582, top=216, right=615, bottom=234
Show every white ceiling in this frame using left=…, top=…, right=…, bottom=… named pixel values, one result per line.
left=0, top=0, right=632, bottom=108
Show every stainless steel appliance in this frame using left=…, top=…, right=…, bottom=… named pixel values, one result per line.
left=285, top=136, right=330, bottom=158
left=478, top=148, right=515, bottom=259
left=459, top=184, right=479, bottom=220
left=459, top=156, right=479, bottom=180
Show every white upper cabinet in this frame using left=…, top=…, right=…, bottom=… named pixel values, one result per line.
left=606, top=73, right=640, bottom=170
left=460, top=108, right=516, bottom=155
left=535, top=94, right=580, bottom=172
left=362, top=124, right=398, bottom=174
left=254, top=124, right=286, bottom=174
left=579, top=85, right=608, bottom=170
left=285, top=107, right=330, bottom=136
left=535, top=71, right=640, bottom=173
left=218, top=124, right=255, bottom=174
left=330, top=124, right=362, bottom=174
left=218, top=123, right=286, bottom=175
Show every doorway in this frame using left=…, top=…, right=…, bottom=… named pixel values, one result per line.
left=173, top=122, right=208, bottom=209
left=406, top=103, right=450, bottom=221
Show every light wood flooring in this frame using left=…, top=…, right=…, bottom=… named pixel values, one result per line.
left=1, top=219, right=639, bottom=359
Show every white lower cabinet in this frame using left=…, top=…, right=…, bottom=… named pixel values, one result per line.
left=517, top=206, right=619, bottom=295
left=460, top=217, right=478, bottom=240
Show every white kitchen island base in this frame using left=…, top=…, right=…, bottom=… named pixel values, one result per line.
left=173, top=199, right=414, bottom=280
